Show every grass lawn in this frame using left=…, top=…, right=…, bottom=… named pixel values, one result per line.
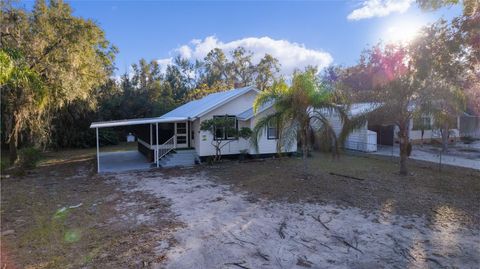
left=1, top=142, right=138, bottom=173
left=39, top=142, right=138, bottom=167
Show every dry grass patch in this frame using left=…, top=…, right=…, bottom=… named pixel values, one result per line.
left=206, top=152, right=480, bottom=228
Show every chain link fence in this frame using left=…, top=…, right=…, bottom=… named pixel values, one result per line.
left=340, top=140, right=480, bottom=171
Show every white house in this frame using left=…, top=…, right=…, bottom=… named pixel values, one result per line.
left=396, top=115, right=461, bottom=143
left=322, top=103, right=379, bottom=152
left=323, top=103, right=462, bottom=153
left=90, top=88, right=464, bottom=172
left=90, top=87, right=296, bottom=172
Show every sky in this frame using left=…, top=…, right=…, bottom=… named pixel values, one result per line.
left=20, top=0, right=463, bottom=76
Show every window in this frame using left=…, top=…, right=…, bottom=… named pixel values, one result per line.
left=176, top=122, right=187, bottom=134
left=413, top=117, right=431, bottom=130
left=176, top=136, right=187, bottom=144
left=213, top=115, right=237, bottom=140
left=267, top=120, right=278, bottom=140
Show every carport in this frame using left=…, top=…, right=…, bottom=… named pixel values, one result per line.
left=90, top=116, right=187, bottom=173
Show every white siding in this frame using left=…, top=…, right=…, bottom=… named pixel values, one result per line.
left=194, top=93, right=297, bottom=157
left=248, top=107, right=297, bottom=155
left=196, top=91, right=257, bottom=157
left=192, top=119, right=201, bottom=156
left=324, top=112, right=377, bottom=152
left=394, top=118, right=460, bottom=142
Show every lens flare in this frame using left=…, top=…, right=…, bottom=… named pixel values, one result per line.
left=384, top=20, right=424, bottom=44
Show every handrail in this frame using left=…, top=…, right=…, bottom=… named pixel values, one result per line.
left=157, top=135, right=175, bottom=160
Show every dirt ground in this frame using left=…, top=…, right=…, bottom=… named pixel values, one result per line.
left=1, top=149, right=479, bottom=268
left=122, top=155, right=480, bottom=268
left=207, top=153, right=480, bottom=229
left=1, top=150, right=180, bottom=269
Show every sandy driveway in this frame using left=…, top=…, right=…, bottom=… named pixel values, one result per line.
left=117, top=171, right=479, bottom=269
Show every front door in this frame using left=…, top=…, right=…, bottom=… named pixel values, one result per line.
left=175, top=122, right=188, bottom=148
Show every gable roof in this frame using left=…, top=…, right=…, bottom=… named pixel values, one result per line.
left=160, top=86, right=257, bottom=119
left=237, top=100, right=274, bottom=121
left=90, top=87, right=258, bottom=129
left=349, top=102, right=382, bottom=116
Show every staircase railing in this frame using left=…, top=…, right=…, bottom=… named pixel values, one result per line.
left=157, top=135, right=175, bottom=161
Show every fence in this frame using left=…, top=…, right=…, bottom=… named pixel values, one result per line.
left=460, top=115, right=480, bottom=139
left=340, top=140, right=480, bottom=171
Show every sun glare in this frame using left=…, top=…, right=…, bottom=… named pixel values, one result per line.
left=384, top=21, right=424, bottom=44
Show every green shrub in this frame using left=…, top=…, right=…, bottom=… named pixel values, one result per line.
left=205, top=156, right=214, bottom=165
left=0, top=158, right=8, bottom=173
left=99, top=129, right=120, bottom=146
left=461, top=136, right=478, bottom=144
left=17, top=147, right=42, bottom=170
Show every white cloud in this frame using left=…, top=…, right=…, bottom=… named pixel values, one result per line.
left=347, top=0, right=413, bottom=20
left=156, top=58, right=173, bottom=73
left=158, top=36, right=333, bottom=75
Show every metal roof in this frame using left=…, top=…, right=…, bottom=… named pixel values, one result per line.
left=237, top=100, right=274, bottom=121
left=90, top=87, right=257, bottom=128
left=161, top=86, right=257, bottom=119
left=90, top=116, right=187, bottom=128
left=349, top=102, right=381, bottom=116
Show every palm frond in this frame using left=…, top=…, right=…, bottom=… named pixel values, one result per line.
left=251, top=112, right=281, bottom=153
left=338, top=113, right=368, bottom=147
left=253, top=79, right=288, bottom=113
left=311, top=114, right=339, bottom=155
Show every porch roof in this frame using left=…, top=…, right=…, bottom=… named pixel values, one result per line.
left=90, top=116, right=188, bottom=129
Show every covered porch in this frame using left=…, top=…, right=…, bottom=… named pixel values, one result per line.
left=98, top=151, right=150, bottom=173
left=90, top=116, right=193, bottom=173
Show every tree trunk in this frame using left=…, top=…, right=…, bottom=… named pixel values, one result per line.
left=441, top=122, right=449, bottom=152
left=216, top=144, right=221, bottom=161
left=398, top=122, right=409, bottom=176
left=302, top=128, right=310, bottom=176
left=9, top=133, right=18, bottom=165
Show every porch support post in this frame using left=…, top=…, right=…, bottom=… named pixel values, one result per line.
left=174, top=122, right=177, bottom=148
left=187, top=120, right=191, bottom=148
left=156, top=122, right=159, bottom=168
left=151, top=124, right=156, bottom=163
left=96, top=128, right=100, bottom=173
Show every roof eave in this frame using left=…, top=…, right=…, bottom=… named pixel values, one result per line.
left=90, top=116, right=188, bottom=129
left=196, top=87, right=258, bottom=118
left=242, top=103, right=274, bottom=121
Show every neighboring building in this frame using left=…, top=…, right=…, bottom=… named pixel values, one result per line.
left=324, top=103, right=462, bottom=152
left=458, top=113, right=479, bottom=139
left=396, top=115, right=461, bottom=144
left=90, top=87, right=296, bottom=171
left=321, top=103, right=379, bottom=152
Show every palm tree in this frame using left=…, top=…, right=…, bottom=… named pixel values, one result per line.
left=251, top=70, right=367, bottom=174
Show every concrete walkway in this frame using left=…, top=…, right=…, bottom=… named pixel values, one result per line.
left=372, top=145, right=480, bottom=170
left=99, top=151, right=152, bottom=173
